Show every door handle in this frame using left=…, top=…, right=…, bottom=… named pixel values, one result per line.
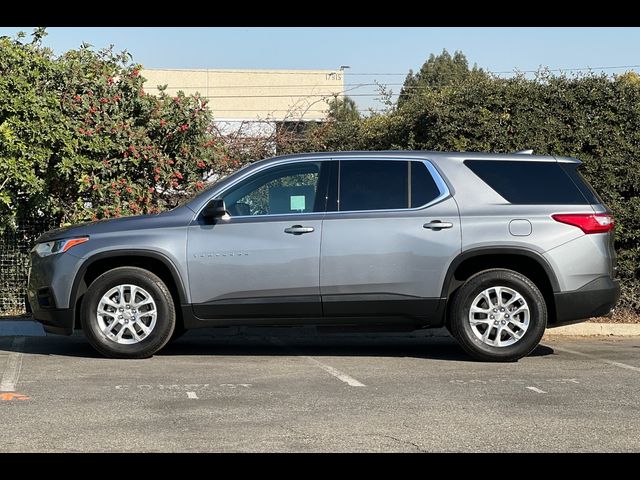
left=423, top=220, right=453, bottom=230
left=284, top=225, right=315, bottom=235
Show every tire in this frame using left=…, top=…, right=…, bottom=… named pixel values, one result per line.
left=80, top=266, right=176, bottom=359
left=448, top=269, right=547, bottom=362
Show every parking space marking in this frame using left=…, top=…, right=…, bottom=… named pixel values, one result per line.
left=269, top=337, right=365, bottom=387
left=0, top=337, right=25, bottom=392
left=526, top=386, right=547, bottom=394
left=548, top=344, right=640, bottom=373
left=186, top=391, right=198, bottom=399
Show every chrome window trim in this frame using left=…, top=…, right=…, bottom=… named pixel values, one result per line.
left=193, top=157, right=451, bottom=221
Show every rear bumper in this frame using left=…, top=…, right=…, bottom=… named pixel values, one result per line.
left=552, top=276, right=620, bottom=327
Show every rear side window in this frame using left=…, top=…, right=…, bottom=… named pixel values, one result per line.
left=339, top=160, right=407, bottom=211
left=464, top=160, right=591, bottom=205
left=560, top=163, right=603, bottom=204
left=338, top=160, right=442, bottom=212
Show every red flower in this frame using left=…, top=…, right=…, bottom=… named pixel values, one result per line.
left=92, top=184, right=99, bottom=190
left=88, top=106, right=97, bottom=114
left=154, top=175, right=160, bottom=181
left=154, top=167, right=161, bottom=174
left=115, top=190, right=120, bottom=197
left=132, top=69, right=140, bottom=77
left=126, top=187, right=133, bottom=193
left=83, top=177, right=90, bottom=184
left=111, top=182, right=117, bottom=189
left=99, top=97, right=109, bottom=104
left=78, top=127, right=85, bottom=134
left=167, top=159, right=174, bottom=165
left=74, top=94, right=82, bottom=101
left=174, top=171, right=183, bottom=180
left=197, top=161, right=206, bottom=169
left=159, top=119, right=167, bottom=127
left=148, top=187, right=155, bottom=193
left=139, top=88, right=145, bottom=96
left=128, top=145, right=136, bottom=152
left=113, top=95, right=121, bottom=102
left=180, top=124, right=189, bottom=132
left=86, top=129, right=93, bottom=136
left=195, top=181, right=204, bottom=190
left=107, top=76, right=114, bottom=85
left=120, top=178, right=127, bottom=184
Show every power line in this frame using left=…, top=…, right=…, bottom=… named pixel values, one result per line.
left=143, top=64, right=640, bottom=76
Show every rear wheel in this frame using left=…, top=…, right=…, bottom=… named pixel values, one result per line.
left=448, top=269, right=547, bottom=362
left=80, top=267, right=176, bottom=358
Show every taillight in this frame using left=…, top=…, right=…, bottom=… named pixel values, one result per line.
left=552, top=213, right=615, bottom=234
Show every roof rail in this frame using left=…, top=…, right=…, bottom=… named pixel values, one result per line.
left=514, top=149, right=534, bottom=155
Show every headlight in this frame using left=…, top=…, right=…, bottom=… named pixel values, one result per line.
left=33, top=237, right=89, bottom=257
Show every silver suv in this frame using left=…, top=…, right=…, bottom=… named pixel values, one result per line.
left=27, top=151, right=620, bottom=361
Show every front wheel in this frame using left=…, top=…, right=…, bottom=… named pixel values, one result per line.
left=448, top=269, right=547, bottom=362
left=80, top=267, right=176, bottom=359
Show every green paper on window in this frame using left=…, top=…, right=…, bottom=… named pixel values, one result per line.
left=290, top=195, right=306, bottom=211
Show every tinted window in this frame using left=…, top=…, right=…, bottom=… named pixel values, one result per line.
left=560, top=163, right=603, bottom=204
left=465, top=160, right=590, bottom=204
left=411, top=161, right=441, bottom=207
left=222, top=162, right=324, bottom=216
left=339, top=160, right=408, bottom=211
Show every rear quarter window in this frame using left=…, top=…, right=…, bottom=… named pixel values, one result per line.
left=464, top=160, right=592, bottom=205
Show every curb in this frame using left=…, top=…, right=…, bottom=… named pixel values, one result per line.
left=543, top=323, right=640, bottom=337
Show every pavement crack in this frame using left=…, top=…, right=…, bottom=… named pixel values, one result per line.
left=365, top=433, right=427, bottom=453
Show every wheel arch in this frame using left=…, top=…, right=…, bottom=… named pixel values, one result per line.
left=70, top=250, right=188, bottom=329
left=441, top=247, right=560, bottom=324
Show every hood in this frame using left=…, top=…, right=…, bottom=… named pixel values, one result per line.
left=35, top=206, right=194, bottom=243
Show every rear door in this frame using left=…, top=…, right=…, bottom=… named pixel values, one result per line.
left=320, top=158, right=461, bottom=320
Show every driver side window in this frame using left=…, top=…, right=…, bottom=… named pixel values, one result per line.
left=222, top=161, right=324, bottom=217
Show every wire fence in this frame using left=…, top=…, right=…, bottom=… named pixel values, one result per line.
left=0, top=219, right=54, bottom=316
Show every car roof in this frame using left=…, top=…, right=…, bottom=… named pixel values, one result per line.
left=264, top=150, right=581, bottom=164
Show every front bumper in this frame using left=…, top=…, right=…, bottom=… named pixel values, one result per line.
left=552, top=276, right=621, bottom=327
left=27, top=250, right=80, bottom=336
left=31, top=307, right=75, bottom=335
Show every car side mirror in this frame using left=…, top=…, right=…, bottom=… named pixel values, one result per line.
left=202, top=198, right=228, bottom=221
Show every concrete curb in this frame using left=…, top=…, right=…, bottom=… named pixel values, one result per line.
left=543, top=323, right=640, bottom=337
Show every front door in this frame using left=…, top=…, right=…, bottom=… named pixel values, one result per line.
left=320, top=158, right=461, bottom=320
left=187, top=160, right=333, bottom=319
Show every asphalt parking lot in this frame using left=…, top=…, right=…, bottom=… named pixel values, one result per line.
left=1, top=327, right=639, bottom=452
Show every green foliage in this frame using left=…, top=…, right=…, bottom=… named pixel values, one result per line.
left=0, top=29, right=232, bottom=227
left=293, top=61, right=640, bottom=313
left=327, top=96, right=360, bottom=122
left=398, top=49, right=487, bottom=106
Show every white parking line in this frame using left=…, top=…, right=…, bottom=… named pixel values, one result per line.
left=270, top=337, right=366, bottom=387
left=186, top=391, right=199, bottom=399
left=548, top=344, right=640, bottom=373
left=526, top=386, right=547, bottom=394
left=0, top=337, right=25, bottom=392
left=301, top=355, right=366, bottom=387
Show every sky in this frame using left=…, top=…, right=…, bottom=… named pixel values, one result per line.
left=2, top=27, right=639, bottom=111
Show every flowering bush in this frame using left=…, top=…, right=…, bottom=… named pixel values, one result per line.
left=0, top=28, right=236, bottom=226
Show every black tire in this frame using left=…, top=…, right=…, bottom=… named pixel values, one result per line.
left=80, top=267, right=176, bottom=359
left=448, top=269, right=547, bottom=362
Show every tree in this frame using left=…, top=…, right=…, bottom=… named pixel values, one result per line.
left=398, top=49, right=486, bottom=106
left=327, top=96, right=360, bottom=122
